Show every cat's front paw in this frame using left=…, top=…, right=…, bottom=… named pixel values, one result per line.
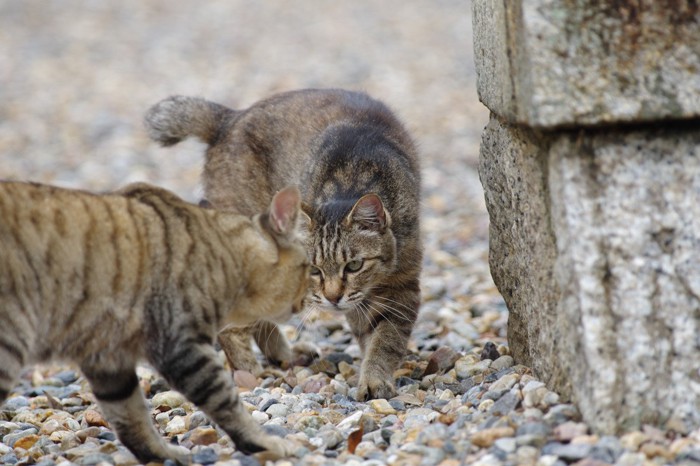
left=162, top=444, right=191, bottom=465
left=237, top=434, right=297, bottom=458
left=287, top=341, right=321, bottom=367
left=357, top=375, right=397, bottom=401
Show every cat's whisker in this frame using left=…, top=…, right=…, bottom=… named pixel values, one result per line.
left=368, top=299, right=414, bottom=324
left=366, top=302, right=403, bottom=337
left=372, top=294, right=416, bottom=313
left=357, top=302, right=377, bottom=331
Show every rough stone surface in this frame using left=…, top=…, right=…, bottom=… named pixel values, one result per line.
left=473, top=0, right=700, bottom=128
left=479, top=115, right=700, bottom=434
left=549, top=124, right=700, bottom=433
left=478, top=115, right=566, bottom=393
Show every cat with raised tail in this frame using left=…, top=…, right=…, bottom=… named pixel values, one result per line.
left=0, top=181, right=309, bottom=464
left=145, top=89, right=422, bottom=400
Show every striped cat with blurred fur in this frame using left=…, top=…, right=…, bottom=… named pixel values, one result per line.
left=145, top=89, right=422, bottom=400
left=0, top=180, right=308, bottom=463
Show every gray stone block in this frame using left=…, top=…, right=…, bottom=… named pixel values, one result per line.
left=480, top=115, right=700, bottom=434
left=473, top=0, right=700, bottom=128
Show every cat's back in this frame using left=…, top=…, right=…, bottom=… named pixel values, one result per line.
left=235, top=89, right=413, bottom=149
left=0, top=181, right=153, bottom=315
left=219, top=89, right=419, bottom=197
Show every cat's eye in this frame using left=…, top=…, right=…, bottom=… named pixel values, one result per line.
left=310, top=266, right=323, bottom=276
left=344, top=260, right=364, bottom=273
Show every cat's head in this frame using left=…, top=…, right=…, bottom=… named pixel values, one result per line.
left=303, top=193, right=397, bottom=313
left=224, top=186, right=310, bottom=325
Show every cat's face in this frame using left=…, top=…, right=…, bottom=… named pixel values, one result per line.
left=304, top=194, right=397, bottom=313
left=224, top=186, right=311, bottom=325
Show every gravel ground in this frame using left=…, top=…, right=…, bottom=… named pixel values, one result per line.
left=1, top=1, right=699, bottom=466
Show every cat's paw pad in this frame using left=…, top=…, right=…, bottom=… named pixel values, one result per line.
left=357, top=377, right=397, bottom=401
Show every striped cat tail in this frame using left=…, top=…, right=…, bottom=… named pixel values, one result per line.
left=144, top=95, right=235, bottom=146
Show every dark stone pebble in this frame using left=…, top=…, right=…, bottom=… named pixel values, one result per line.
left=65, top=406, right=85, bottom=414
left=324, top=450, right=339, bottom=458
left=98, top=431, right=117, bottom=442
left=389, top=399, right=405, bottom=411
left=54, top=370, right=79, bottom=385
left=29, top=384, right=81, bottom=399
left=436, top=378, right=476, bottom=395
left=169, top=407, right=186, bottom=418
left=484, top=367, right=515, bottom=383
left=232, top=452, right=262, bottom=466
left=447, top=414, right=471, bottom=433
left=381, top=428, right=394, bottom=443
left=263, top=424, right=290, bottom=438
left=443, top=440, right=457, bottom=455
left=259, top=398, right=279, bottom=412
left=490, top=446, right=508, bottom=461
left=462, top=385, right=486, bottom=405
left=192, top=447, right=219, bottom=464
left=480, top=342, right=500, bottom=361
left=482, top=389, right=508, bottom=401
left=324, top=352, right=354, bottom=365
left=516, top=422, right=552, bottom=438
left=396, top=376, right=418, bottom=388
left=543, top=404, right=581, bottom=425
left=429, top=399, right=450, bottom=410
left=490, top=391, right=521, bottom=416
left=16, top=422, right=38, bottom=431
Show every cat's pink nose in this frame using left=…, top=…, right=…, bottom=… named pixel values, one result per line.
left=325, top=293, right=342, bottom=305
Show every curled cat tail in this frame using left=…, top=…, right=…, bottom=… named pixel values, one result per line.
left=144, top=95, right=235, bottom=146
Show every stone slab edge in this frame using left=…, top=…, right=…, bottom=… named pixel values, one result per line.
left=473, top=0, right=700, bottom=128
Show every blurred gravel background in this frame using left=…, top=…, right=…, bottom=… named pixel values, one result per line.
left=6, top=2, right=690, bottom=466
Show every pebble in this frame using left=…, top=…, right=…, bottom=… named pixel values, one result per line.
left=164, top=416, right=187, bottom=435
left=3, top=427, right=39, bottom=447
left=189, top=427, right=218, bottom=446
left=472, top=427, right=516, bottom=448
left=192, top=447, right=218, bottom=464
left=266, top=403, right=290, bottom=418
left=369, top=399, right=396, bottom=415
left=151, top=391, right=187, bottom=410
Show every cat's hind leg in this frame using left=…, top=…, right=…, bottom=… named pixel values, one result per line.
left=218, top=324, right=264, bottom=374
left=0, top=307, right=29, bottom=402
left=156, top=340, right=296, bottom=458
left=81, top=366, right=190, bottom=465
left=253, top=320, right=320, bottom=368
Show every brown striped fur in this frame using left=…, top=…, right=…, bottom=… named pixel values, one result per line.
left=145, top=89, right=422, bottom=400
left=0, top=180, right=309, bottom=463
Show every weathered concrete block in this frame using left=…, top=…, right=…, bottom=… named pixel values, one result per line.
left=473, top=0, right=700, bottom=128
left=480, top=115, right=700, bottom=433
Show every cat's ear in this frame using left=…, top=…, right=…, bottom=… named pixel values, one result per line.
left=346, top=193, right=390, bottom=232
left=268, top=186, right=301, bottom=236
left=298, top=203, right=314, bottom=233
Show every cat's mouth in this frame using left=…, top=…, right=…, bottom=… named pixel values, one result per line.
left=315, top=294, right=363, bottom=313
